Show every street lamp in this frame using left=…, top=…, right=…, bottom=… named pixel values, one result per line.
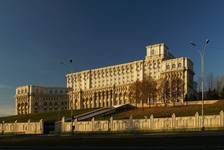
left=190, top=39, right=209, bottom=131
left=60, top=59, right=74, bottom=133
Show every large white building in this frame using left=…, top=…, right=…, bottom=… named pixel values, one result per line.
left=16, top=85, right=68, bottom=115
left=66, top=43, right=195, bottom=110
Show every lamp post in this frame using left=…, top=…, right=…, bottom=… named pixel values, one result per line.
left=60, top=59, right=74, bottom=134
left=190, top=39, right=209, bottom=131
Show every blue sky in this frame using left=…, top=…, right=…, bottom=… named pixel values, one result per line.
left=0, top=0, right=224, bottom=116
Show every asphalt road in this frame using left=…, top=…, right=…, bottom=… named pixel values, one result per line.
left=0, top=131, right=224, bottom=150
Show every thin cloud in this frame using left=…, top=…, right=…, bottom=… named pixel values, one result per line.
left=0, top=84, right=12, bottom=89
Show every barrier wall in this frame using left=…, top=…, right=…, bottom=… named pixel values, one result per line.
left=0, top=119, right=43, bottom=134
left=57, top=110, right=224, bottom=133
left=136, top=100, right=219, bottom=108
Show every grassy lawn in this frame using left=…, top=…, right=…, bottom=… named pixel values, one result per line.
left=1, top=100, right=224, bottom=123
left=96, top=100, right=224, bottom=120
left=0, top=108, right=96, bottom=123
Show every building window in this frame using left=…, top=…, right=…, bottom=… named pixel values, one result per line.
left=151, top=49, right=154, bottom=55
left=172, top=64, right=176, bottom=68
left=178, top=63, right=182, bottom=68
left=166, top=65, right=170, bottom=70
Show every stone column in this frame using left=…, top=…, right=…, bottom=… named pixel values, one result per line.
left=108, top=96, right=111, bottom=107
left=110, top=92, right=113, bottom=107
left=61, top=116, right=65, bottom=133
left=96, top=96, right=99, bottom=108
left=27, top=119, right=30, bottom=134
left=14, top=120, right=17, bottom=134
left=88, top=98, right=91, bottom=108
left=73, top=119, right=77, bottom=132
left=91, top=117, right=95, bottom=131
left=150, top=114, right=154, bottom=129
left=144, top=116, right=147, bottom=130
left=104, top=95, right=107, bottom=108
left=195, top=112, right=199, bottom=128
left=100, top=93, right=103, bottom=107
left=220, top=110, right=224, bottom=127
left=129, top=115, right=133, bottom=130
left=91, top=97, right=94, bottom=108
left=2, top=121, right=4, bottom=135
left=109, top=116, right=113, bottom=131
left=39, top=119, right=43, bottom=134
left=172, top=113, right=176, bottom=129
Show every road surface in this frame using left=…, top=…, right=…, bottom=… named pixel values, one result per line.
left=0, top=131, right=224, bottom=149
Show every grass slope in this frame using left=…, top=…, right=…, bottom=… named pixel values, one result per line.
left=1, top=100, right=224, bottom=122
left=0, top=108, right=96, bottom=123
left=96, top=100, right=224, bottom=120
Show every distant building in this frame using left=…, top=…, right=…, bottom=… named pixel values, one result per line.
left=15, top=85, right=68, bottom=115
left=66, top=43, right=195, bottom=109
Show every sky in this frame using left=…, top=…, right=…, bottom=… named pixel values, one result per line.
left=0, top=0, right=224, bottom=116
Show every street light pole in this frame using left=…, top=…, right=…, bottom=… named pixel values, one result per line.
left=60, top=59, right=74, bottom=134
left=190, top=39, right=209, bottom=131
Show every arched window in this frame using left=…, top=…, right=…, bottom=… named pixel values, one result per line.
left=178, top=63, right=182, bottom=68
left=172, top=64, right=176, bottom=68
left=151, top=49, right=154, bottom=56
left=166, top=65, right=170, bottom=70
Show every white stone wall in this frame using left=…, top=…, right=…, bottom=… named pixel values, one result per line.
left=0, top=119, right=43, bottom=134
left=59, top=111, right=224, bottom=133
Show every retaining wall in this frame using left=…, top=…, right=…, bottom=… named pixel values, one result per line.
left=57, top=110, right=224, bottom=133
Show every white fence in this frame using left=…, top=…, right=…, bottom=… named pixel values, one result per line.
left=0, top=119, right=43, bottom=134
left=57, top=110, right=224, bottom=133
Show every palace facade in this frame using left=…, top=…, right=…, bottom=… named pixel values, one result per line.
left=16, top=85, right=68, bottom=115
left=66, top=43, right=195, bottom=110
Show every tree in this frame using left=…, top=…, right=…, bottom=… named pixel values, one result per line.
left=128, top=80, right=142, bottom=107
left=157, top=78, right=170, bottom=105
left=128, top=77, right=157, bottom=107
left=141, top=77, right=157, bottom=105
left=206, top=73, right=214, bottom=90
left=170, top=77, right=184, bottom=105
left=220, top=87, right=224, bottom=99
left=157, top=77, right=184, bottom=106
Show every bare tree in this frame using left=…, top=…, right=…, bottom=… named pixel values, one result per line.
left=157, top=78, right=170, bottom=105
left=128, top=77, right=157, bottom=107
left=157, top=77, right=184, bottom=106
left=128, top=80, right=142, bottom=107
left=170, top=77, right=184, bottom=105
left=141, top=77, right=157, bottom=106
left=215, top=75, right=221, bottom=95
left=207, top=72, right=214, bottom=91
